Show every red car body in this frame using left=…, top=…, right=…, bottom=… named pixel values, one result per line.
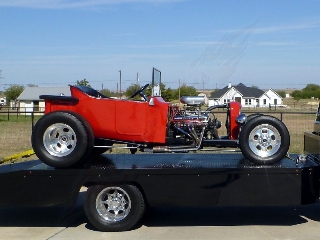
left=44, top=86, right=169, bottom=144
left=43, top=85, right=242, bottom=144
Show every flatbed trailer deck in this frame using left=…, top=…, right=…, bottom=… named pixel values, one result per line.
left=0, top=153, right=319, bottom=231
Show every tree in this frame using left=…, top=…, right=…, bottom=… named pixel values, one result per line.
left=125, top=83, right=174, bottom=102
left=174, top=84, right=198, bottom=99
left=99, top=89, right=118, bottom=98
left=5, top=84, right=25, bottom=107
left=291, top=90, right=303, bottom=101
left=145, top=83, right=174, bottom=102
left=276, top=90, right=286, bottom=98
left=304, top=84, right=320, bottom=98
left=125, top=84, right=142, bottom=100
left=210, top=89, right=218, bottom=97
left=162, top=87, right=174, bottom=102
left=76, top=79, right=91, bottom=87
left=291, top=84, right=320, bottom=100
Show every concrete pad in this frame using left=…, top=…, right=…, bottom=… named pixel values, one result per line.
left=0, top=190, right=86, bottom=240
left=0, top=189, right=320, bottom=240
left=49, top=203, right=320, bottom=240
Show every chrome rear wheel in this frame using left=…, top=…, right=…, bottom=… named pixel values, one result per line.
left=43, top=123, right=77, bottom=157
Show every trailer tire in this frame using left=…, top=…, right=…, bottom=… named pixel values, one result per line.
left=84, top=184, right=145, bottom=232
left=32, top=111, right=93, bottom=168
left=239, top=115, right=290, bottom=165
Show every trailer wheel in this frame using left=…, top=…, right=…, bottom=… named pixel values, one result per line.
left=84, top=184, right=145, bottom=232
left=31, top=111, right=93, bottom=168
left=239, top=115, right=290, bottom=165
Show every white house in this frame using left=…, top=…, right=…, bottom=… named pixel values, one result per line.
left=259, top=89, right=283, bottom=107
left=17, top=87, right=70, bottom=114
left=209, top=83, right=283, bottom=108
left=0, top=97, right=6, bottom=106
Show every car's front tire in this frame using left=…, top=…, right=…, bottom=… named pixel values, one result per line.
left=239, top=115, right=290, bottom=165
left=32, top=111, right=93, bottom=168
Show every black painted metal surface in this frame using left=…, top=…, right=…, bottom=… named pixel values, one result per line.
left=0, top=153, right=319, bottom=208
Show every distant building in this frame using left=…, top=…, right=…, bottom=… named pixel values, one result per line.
left=0, top=97, right=6, bottom=106
left=197, top=93, right=208, bottom=105
left=209, top=82, right=283, bottom=107
left=17, top=87, right=70, bottom=114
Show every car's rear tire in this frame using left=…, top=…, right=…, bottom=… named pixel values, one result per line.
left=84, top=184, right=145, bottom=232
left=32, top=111, right=93, bottom=168
left=239, top=115, right=290, bottom=165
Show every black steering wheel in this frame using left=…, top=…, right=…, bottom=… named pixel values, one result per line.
left=130, top=83, right=150, bottom=101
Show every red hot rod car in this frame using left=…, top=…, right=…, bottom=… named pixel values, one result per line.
left=31, top=68, right=290, bottom=168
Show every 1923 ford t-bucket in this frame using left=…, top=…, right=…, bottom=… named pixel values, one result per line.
left=31, top=68, right=290, bottom=168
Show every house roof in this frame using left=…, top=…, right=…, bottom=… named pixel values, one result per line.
left=211, top=83, right=265, bottom=99
left=18, top=87, right=71, bottom=101
left=263, top=88, right=282, bottom=99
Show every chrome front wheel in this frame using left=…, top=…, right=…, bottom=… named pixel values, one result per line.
left=248, top=124, right=281, bottom=158
left=239, top=115, right=290, bottom=165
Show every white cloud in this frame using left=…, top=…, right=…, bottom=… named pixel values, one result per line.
left=255, top=41, right=297, bottom=46
left=0, top=0, right=185, bottom=9
left=253, top=21, right=320, bottom=34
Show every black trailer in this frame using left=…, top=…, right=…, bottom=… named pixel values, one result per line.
left=0, top=153, right=319, bottom=232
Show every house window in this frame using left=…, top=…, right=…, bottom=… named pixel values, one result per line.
left=33, top=101, right=39, bottom=111
left=263, top=99, right=266, bottom=105
left=245, top=99, right=252, bottom=105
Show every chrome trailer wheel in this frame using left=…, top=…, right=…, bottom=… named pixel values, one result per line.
left=96, top=187, right=131, bottom=222
left=85, top=184, right=145, bottom=232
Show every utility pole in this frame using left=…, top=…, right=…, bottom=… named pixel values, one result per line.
left=178, top=79, right=181, bottom=106
left=118, top=70, right=122, bottom=99
left=202, top=79, right=204, bottom=93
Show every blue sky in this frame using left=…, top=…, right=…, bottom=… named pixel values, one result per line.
left=0, top=0, right=320, bottom=92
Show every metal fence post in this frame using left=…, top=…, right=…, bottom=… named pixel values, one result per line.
left=31, top=112, right=34, bottom=130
